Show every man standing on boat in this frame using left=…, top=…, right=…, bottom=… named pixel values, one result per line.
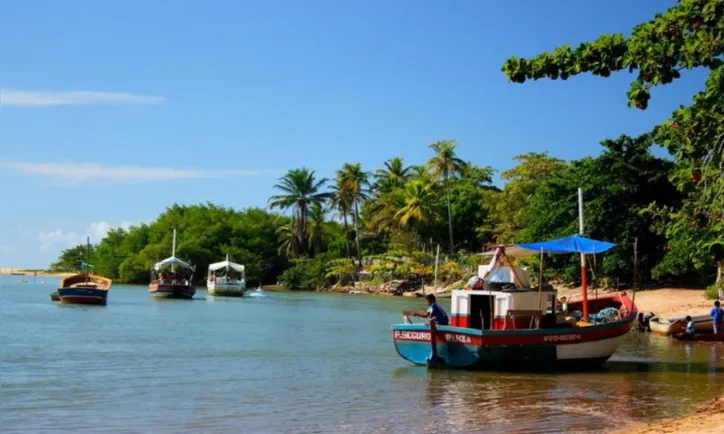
left=411, top=294, right=449, bottom=326
left=711, top=301, right=724, bottom=334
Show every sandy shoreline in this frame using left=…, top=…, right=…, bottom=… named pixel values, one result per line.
left=555, top=286, right=714, bottom=319
left=1, top=268, right=73, bottom=278
left=616, top=395, right=724, bottom=434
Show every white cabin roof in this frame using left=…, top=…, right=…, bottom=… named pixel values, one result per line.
left=153, top=256, right=194, bottom=271
left=208, top=260, right=244, bottom=272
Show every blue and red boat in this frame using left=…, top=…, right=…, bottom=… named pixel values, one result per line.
left=392, top=233, right=638, bottom=371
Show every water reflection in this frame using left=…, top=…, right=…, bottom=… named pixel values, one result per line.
left=392, top=340, right=724, bottom=433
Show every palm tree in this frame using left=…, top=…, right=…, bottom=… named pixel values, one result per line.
left=374, top=157, right=413, bottom=194
left=395, top=181, right=435, bottom=238
left=268, top=168, right=329, bottom=255
left=276, top=222, right=300, bottom=257
left=306, top=202, right=327, bottom=255
left=337, top=163, right=370, bottom=268
left=329, top=179, right=353, bottom=258
left=427, top=140, right=466, bottom=253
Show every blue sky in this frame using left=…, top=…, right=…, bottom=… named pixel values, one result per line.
left=0, top=0, right=709, bottom=268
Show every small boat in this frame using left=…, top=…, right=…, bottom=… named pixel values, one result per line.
left=50, top=292, right=60, bottom=301
left=649, top=313, right=714, bottom=335
left=149, top=229, right=196, bottom=299
left=207, top=255, right=246, bottom=297
left=672, top=333, right=724, bottom=342
left=57, top=238, right=112, bottom=305
left=58, top=273, right=112, bottom=305
left=392, top=232, right=637, bottom=371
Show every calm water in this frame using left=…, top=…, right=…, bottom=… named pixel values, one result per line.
left=1, top=277, right=723, bottom=433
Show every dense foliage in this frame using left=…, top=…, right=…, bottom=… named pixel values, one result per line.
left=53, top=1, right=722, bottom=294
left=503, top=0, right=723, bottom=293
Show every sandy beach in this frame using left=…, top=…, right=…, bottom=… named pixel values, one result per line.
left=556, top=286, right=714, bottom=319
left=618, top=395, right=724, bottom=434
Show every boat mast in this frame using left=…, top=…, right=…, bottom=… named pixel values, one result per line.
left=171, top=228, right=177, bottom=273
left=85, top=236, right=90, bottom=285
left=578, top=188, right=589, bottom=322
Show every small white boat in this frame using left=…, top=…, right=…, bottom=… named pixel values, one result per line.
left=207, top=255, right=246, bottom=297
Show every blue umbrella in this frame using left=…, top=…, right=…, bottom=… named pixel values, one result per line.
left=517, top=234, right=615, bottom=255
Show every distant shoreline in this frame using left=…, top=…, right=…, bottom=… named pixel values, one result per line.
left=0, top=268, right=74, bottom=278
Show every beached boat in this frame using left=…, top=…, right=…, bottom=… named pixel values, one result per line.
left=57, top=238, right=112, bottom=305
left=672, top=333, right=724, bottom=342
left=148, top=229, right=196, bottom=299
left=649, top=313, right=714, bottom=336
left=392, top=189, right=637, bottom=370
left=207, top=255, right=246, bottom=297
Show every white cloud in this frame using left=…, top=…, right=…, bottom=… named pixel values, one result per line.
left=0, top=89, right=164, bottom=107
left=0, top=160, right=275, bottom=183
left=0, top=245, right=9, bottom=252
left=37, top=221, right=139, bottom=251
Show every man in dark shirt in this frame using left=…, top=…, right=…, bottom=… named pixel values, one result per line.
left=412, top=294, right=449, bottom=326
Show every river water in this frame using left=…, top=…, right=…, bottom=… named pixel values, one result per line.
left=1, top=277, right=723, bottom=433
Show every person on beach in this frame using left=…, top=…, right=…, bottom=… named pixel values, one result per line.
left=411, top=294, right=449, bottom=326
left=684, top=316, right=695, bottom=336
left=711, top=301, right=723, bottom=334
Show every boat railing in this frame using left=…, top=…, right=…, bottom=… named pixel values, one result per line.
left=503, top=310, right=542, bottom=330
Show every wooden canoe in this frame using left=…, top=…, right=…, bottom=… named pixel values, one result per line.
left=649, top=313, right=713, bottom=335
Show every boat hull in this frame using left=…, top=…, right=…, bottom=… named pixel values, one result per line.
left=393, top=317, right=635, bottom=371
left=50, top=292, right=60, bottom=302
left=207, top=283, right=246, bottom=297
left=673, top=333, right=724, bottom=342
left=149, top=283, right=195, bottom=299
left=57, top=287, right=108, bottom=305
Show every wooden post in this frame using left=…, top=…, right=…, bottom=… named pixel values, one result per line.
left=537, top=247, right=544, bottom=310
left=633, top=237, right=639, bottom=291
left=433, top=244, right=440, bottom=295
left=578, top=188, right=589, bottom=322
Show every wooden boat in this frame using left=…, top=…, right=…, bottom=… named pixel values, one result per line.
left=56, top=237, right=111, bottom=305
left=207, top=255, right=246, bottom=297
left=393, top=238, right=636, bottom=371
left=57, top=273, right=112, bottom=305
left=50, top=292, right=60, bottom=302
left=649, top=313, right=713, bottom=336
left=149, top=229, right=195, bottom=299
left=672, top=333, right=724, bottom=342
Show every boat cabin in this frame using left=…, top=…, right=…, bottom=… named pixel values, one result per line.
left=448, top=246, right=564, bottom=330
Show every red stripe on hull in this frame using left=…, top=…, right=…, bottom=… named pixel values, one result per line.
left=149, top=283, right=195, bottom=299
left=394, top=319, right=633, bottom=347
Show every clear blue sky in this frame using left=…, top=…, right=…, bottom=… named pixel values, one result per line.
left=0, top=0, right=709, bottom=268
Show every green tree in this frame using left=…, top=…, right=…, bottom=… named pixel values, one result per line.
left=337, top=163, right=371, bottom=268
left=395, top=180, right=435, bottom=238
left=268, top=168, right=329, bottom=256
left=329, top=176, right=353, bottom=258
left=494, top=153, right=566, bottom=243
left=502, top=0, right=724, bottom=285
left=374, top=157, right=414, bottom=195
left=307, top=202, right=328, bottom=255
left=427, top=140, right=467, bottom=253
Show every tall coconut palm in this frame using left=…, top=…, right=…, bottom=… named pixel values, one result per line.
left=374, top=157, right=413, bottom=195
left=268, top=168, right=329, bottom=255
left=337, top=163, right=370, bottom=268
left=306, top=202, right=327, bottom=256
left=395, top=180, right=435, bottom=238
left=329, top=179, right=353, bottom=258
left=276, top=221, right=300, bottom=257
left=427, top=140, right=466, bottom=253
